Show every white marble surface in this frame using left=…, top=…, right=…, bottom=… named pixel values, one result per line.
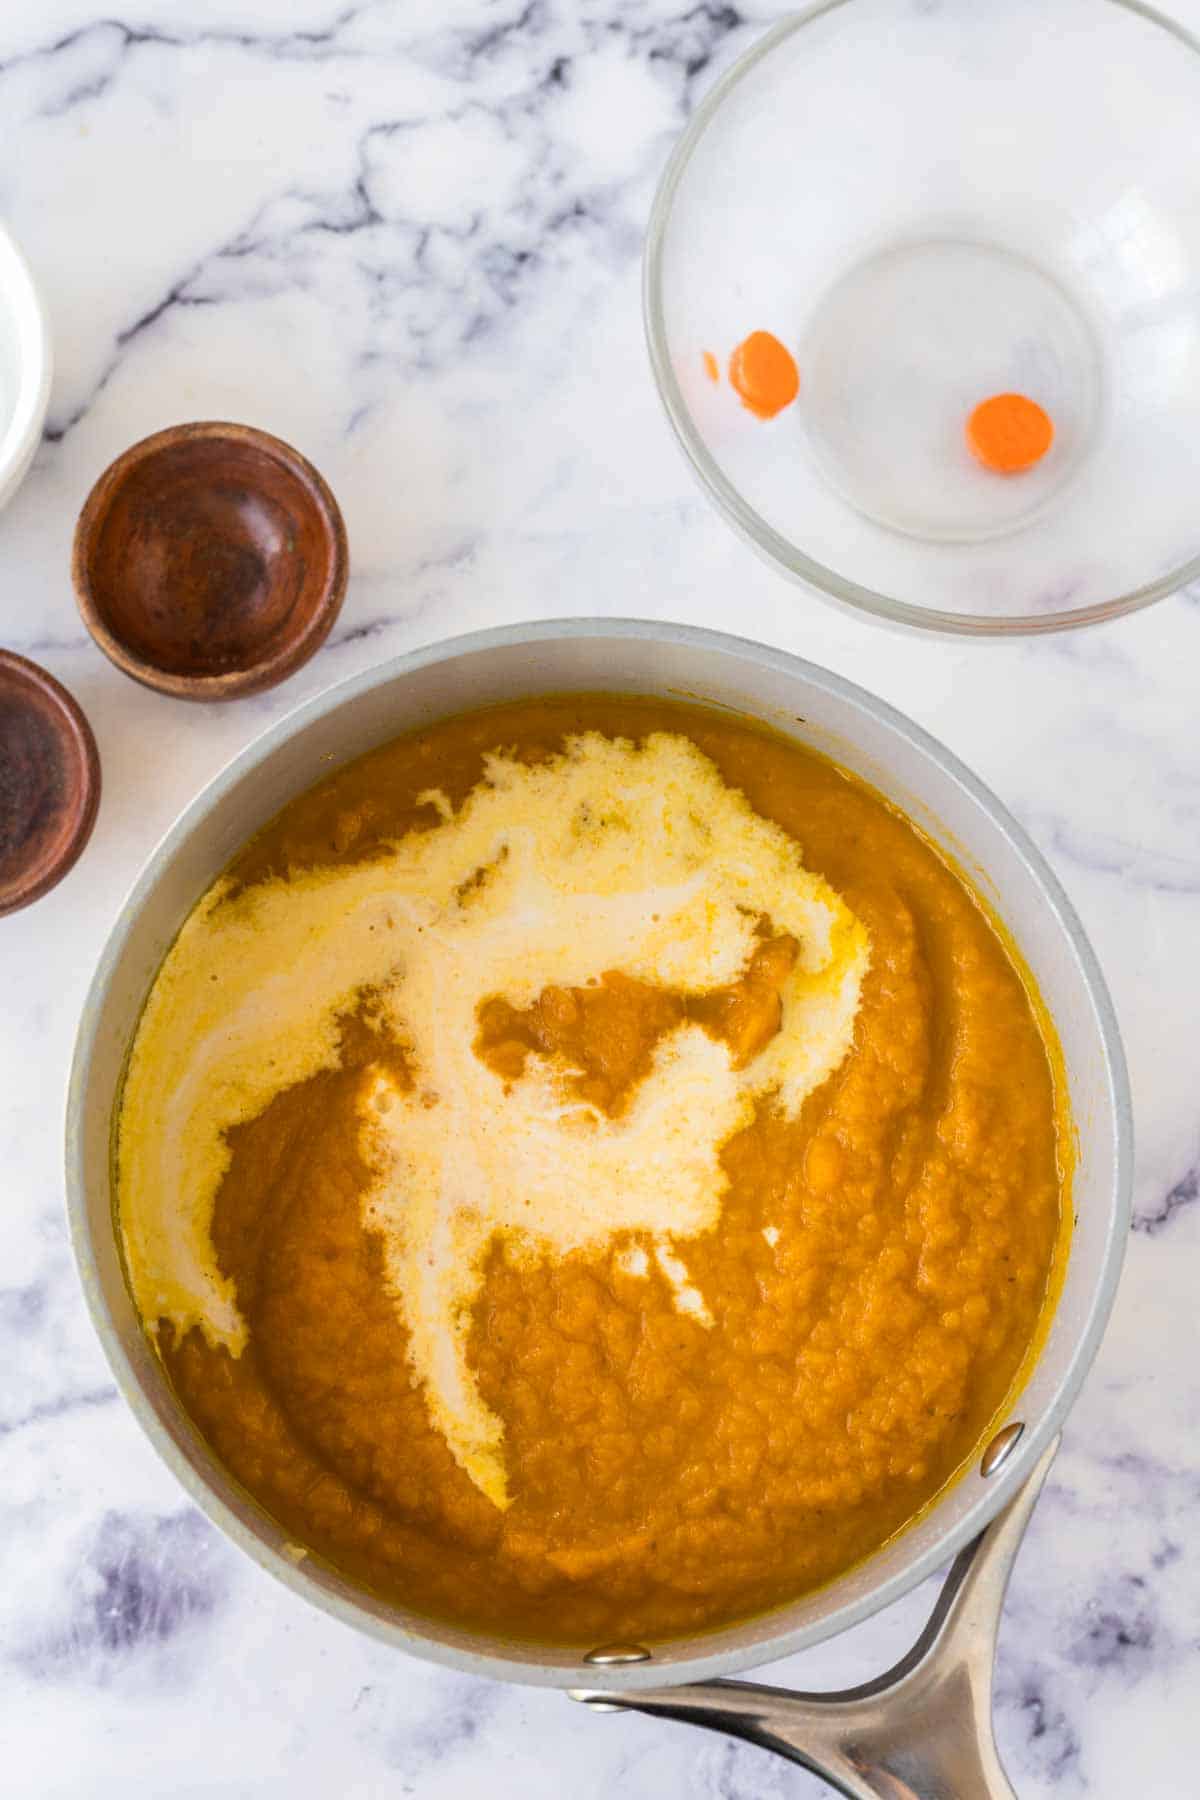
left=2, top=3, right=1199, bottom=1795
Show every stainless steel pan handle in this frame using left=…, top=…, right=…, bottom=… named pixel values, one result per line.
left=571, top=1437, right=1058, bottom=1799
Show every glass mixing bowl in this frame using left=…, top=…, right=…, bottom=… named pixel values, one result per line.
left=645, top=0, right=1200, bottom=633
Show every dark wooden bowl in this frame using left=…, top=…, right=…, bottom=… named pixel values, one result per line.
left=72, top=422, right=349, bottom=701
left=0, top=650, right=101, bottom=916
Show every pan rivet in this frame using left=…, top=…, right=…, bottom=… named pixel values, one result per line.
left=981, top=1420, right=1025, bottom=1477
left=583, top=1643, right=652, bottom=1665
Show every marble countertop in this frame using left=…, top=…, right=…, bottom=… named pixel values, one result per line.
left=3, top=3, right=1198, bottom=1794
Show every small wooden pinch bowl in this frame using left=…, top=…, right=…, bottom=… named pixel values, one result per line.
left=72, top=422, right=349, bottom=701
left=0, top=650, right=101, bottom=916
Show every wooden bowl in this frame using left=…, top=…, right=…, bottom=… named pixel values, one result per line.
left=72, top=422, right=349, bottom=701
left=0, top=650, right=101, bottom=916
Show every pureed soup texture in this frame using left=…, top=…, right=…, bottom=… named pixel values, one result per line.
left=118, top=697, right=1069, bottom=1645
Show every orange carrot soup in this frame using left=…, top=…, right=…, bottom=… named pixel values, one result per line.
left=117, top=697, right=1068, bottom=1644
left=966, top=392, right=1055, bottom=473
left=728, top=330, right=800, bottom=419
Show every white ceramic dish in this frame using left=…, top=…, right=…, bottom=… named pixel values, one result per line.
left=0, top=221, right=51, bottom=512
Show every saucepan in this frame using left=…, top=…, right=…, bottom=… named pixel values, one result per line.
left=66, top=621, right=1130, bottom=1796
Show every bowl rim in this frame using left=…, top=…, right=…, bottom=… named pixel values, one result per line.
left=0, top=219, right=52, bottom=514
left=643, top=0, right=1200, bottom=636
left=0, top=648, right=101, bottom=917
left=71, top=420, right=349, bottom=701
left=64, top=618, right=1133, bottom=1688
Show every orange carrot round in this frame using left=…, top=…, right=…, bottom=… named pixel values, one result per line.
left=729, top=330, right=799, bottom=420
left=702, top=350, right=719, bottom=383
left=966, top=393, right=1054, bottom=473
